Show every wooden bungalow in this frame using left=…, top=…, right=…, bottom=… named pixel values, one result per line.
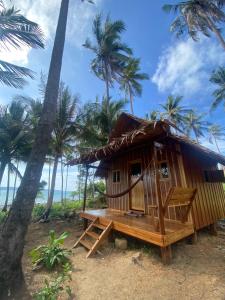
left=70, top=113, right=225, bottom=263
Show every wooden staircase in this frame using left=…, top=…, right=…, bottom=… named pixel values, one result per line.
left=73, top=217, right=113, bottom=258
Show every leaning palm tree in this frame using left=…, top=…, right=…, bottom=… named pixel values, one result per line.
left=210, top=66, right=225, bottom=110
left=83, top=14, right=132, bottom=113
left=119, top=57, right=149, bottom=114
left=163, top=0, right=225, bottom=51
left=0, top=3, right=44, bottom=87
left=0, top=0, right=70, bottom=296
left=208, top=124, right=225, bottom=153
left=160, top=95, right=191, bottom=128
left=183, top=111, right=209, bottom=143
left=42, top=84, right=78, bottom=220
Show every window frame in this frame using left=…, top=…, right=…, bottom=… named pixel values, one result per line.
left=158, top=160, right=170, bottom=180
left=112, top=169, right=121, bottom=183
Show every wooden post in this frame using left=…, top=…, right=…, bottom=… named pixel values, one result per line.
left=161, top=246, right=172, bottom=264
left=154, top=145, right=165, bottom=235
left=83, top=164, right=89, bottom=212
left=186, top=231, right=198, bottom=244
left=209, top=223, right=217, bottom=236
left=83, top=164, right=89, bottom=230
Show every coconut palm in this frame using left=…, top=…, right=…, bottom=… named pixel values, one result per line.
left=208, top=124, right=225, bottom=153
left=0, top=100, right=31, bottom=185
left=119, top=58, right=149, bottom=114
left=0, top=0, right=69, bottom=295
left=183, top=111, right=209, bottom=143
left=76, top=97, right=127, bottom=151
left=210, top=66, right=225, bottom=110
left=160, top=95, right=191, bottom=128
left=146, top=110, right=160, bottom=121
left=42, top=84, right=78, bottom=220
left=163, top=1, right=225, bottom=50
left=83, top=14, right=132, bottom=113
left=0, top=3, right=44, bottom=88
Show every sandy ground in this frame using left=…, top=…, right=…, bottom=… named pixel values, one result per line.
left=23, top=219, right=225, bottom=300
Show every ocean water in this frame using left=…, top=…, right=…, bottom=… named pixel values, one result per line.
left=0, top=187, right=74, bottom=206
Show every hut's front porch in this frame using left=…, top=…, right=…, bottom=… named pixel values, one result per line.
left=80, top=209, right=194, bottom=248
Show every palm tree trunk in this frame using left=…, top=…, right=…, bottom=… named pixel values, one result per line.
left=12, top=161, right=19, bottom=201
left=0, top=1, right=69, bottom=297
left=48, top=159, right=52, bottom=199
left=0, top=161, right=7, bottom=185
left=193, top=128, right=199, bottom=144
left=61, top=157, right=64, bottom=203
left=43, top=155, right=59, bottom=220
left=2, top=165, right=10, bottom=212
left=129, top=86, right=134, bottom=115
left=64, top=165, right=69, bottom=200
left=214, top=136, right=221, bottom=154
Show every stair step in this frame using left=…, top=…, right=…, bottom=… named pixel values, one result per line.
left=80, top=239, right=93, bottom=250
left=92, top=223, right=106, bottom=230
left=86, top=231, right=100, bottom=240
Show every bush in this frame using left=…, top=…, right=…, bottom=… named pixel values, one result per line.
left=30, top=230, right=71, bottom=270
left=33, top=263, right=73, bottom=300
left=0, top=211, right=7, bottom=225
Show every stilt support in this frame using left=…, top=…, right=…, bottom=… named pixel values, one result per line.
left=186, top=231, right=198, bottom=244
left=161, top=245, right=172, bottom=265
left=209, top=223, right=217, bottom=236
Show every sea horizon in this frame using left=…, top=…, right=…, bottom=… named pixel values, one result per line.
left=0, top=187, right=75, bottom=206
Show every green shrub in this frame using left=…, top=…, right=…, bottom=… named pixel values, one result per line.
left=32, top=204, right=46, bottom=219
left=0, top=211, right=7, bottom=225
left=33, top=263, right=73, bottom=300
left=30, top=230, right=71, bottom=270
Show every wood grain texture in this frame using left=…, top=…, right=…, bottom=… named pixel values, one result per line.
left=104, top=139, right=225, bottom=230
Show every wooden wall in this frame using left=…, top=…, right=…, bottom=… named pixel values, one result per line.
left=181, top=144, right=225, bottom=230
left=105, top=141, right=225, bottom=230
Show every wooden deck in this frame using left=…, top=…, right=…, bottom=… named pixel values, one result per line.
left=80, top=209, right=194, bottom=247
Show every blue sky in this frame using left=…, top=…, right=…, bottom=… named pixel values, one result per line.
left=0, top=0, right=225, bottom=191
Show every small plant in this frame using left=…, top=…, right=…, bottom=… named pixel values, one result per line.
left=30, top=230, right=71, bottom=270
left=33, top=263, right=73, bottom=300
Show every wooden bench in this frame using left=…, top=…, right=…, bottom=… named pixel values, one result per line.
left=148, top=187, right=197, bottom=232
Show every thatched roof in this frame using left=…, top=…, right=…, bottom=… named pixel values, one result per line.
left=68, top=113, right=225, bottom=166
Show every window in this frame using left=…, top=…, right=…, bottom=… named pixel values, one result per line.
left=204, top=170, right=225, bottom=183
left=131, top=162, right=141, bottom=177
left=159, top=162, right=169, bottom=179
left=113, top=170, right=120, bottom=183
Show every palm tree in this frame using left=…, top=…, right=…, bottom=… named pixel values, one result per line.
left=119, top=57, right=149, bottom=114
left=0, top=100, right=31, bottom=185
left=0, top=0, right=70, bottom=296
left=83, top=14, right=132, bottom=113
left=163, top=0, right=225, bottom=51
left=183, top=111, right=208, bottom=143
left=160, top=95, right=191, bottom=128
left=0, top=3, right=44, bottom=87
left=146, top=110, right=160, bottom=121
left=76, top=97, right=127, bottom=151
left=210, top=66, right=225, bottom=110
left=208, top=124, right=225, bottom=153
left=42, top=84, right=78, bottom=220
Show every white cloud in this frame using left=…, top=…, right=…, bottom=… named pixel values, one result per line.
left=152, top=38, right=225, bottom=97
left=0, top=46, right=30, bottom=65
left=2, top=0, right=102, bottom=65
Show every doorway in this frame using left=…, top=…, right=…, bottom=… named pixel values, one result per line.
left=129, top=161, right=145, bottom=211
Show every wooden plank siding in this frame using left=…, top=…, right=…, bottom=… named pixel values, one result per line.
left=181, top=144, right=225, bottom=230
left=105, top=141, right=225, bottom=230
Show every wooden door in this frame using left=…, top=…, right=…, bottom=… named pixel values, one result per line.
left=130, top=162, right=145, bottom=211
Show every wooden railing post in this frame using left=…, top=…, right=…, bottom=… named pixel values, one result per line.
left=83, top=164, right=89, bottom=212
left=154, top=145, right=166, bottom=235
